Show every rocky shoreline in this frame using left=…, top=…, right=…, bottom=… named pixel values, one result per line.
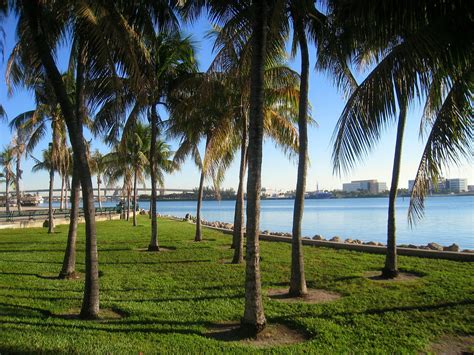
left=143, top=211, right=472, bottom=254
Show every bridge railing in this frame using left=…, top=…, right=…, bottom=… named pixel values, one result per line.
left=0, top=206, right=120, bottom=223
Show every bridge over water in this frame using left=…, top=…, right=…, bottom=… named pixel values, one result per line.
left=0, top=187, right=195, bottom=199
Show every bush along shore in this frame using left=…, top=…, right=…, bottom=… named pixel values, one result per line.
left=141, top=210, right=473, bottom=254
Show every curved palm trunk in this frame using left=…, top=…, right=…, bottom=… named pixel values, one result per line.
left=241, top=0, right=268, bottom=336
left=232, top=120, right=248, bottom=264
left=289, top=17, right=309, bottom=297
left=23, top=3, right=99, bottom=318
left=59, top=166, right=80, bottom=279
left=148, top=106, right=160, bottom=251
left=194, top=170, right=205, bottom=242
left=15, top=155, right=22, bottom=212
left=47, top=166, right=55, bottom=234
left=382, top=100, right=407, bottom=279
left=133, top=169, right=138, bottom=227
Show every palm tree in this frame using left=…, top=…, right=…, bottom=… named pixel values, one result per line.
left=127, top=124, right=151, bottom=227
left=11, top=0, right=162, bottom=318
left=0, top=147, right=14, bottom=213
left=204, top=25, right=301, bottom=264
left=168, top=72, right=239, bottom=242
left=94, top=32, right=197, bottom=250
left=103, top=147, right=133, bottom=222
left=183, top=0, right=276, bottom=334
left=59, top=148, right=80, bottom=279
left=89, top=150, right=106, bottom=209
left=237, top=0, right=269, bottom=334
left=329, top=0, right=473, bottom=278
left=31, top=144, right=56, bottom=233
left=10, top=132, right=29, bottom=212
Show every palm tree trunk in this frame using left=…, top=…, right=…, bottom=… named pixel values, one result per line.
left=65, top=177, right=69, bottom=209
left=148, top=106, right=160, bottom=251
left=97, top=176, right=102, bottom=209
left=195, top=170, right=205, bottom=242
left=15, top=154, right=22, bottom=212
left=22, top=3, right=99, bottom=319
left=59, top=165, right=80, bottom=279
left=382, top=99, right=407, bottom=279
left=241, top=0, right=268, bottom=336
left=48, top=166, right=55, bottom=233
left=60, top=174, right=65, bottom=210
left=133, top=169, right=138, bottom=227
left=232, top=118, right=248, bottom=264
left=289, top=16, right=309, bottom=297
left=5, top=176, right=10, bottom=214
left=126, top=187, right=130, bottom=221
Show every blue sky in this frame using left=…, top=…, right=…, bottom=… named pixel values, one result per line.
left=1, top=14, right=472, bottom=192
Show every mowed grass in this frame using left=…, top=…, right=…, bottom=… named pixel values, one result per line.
left=0, top=216, right=473, bottom=353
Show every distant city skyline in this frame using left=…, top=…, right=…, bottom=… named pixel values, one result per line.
left=0, top=14, right=472, bottom=193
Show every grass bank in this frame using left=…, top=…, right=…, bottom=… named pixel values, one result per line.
left=0, top=216, right=472, bottom=353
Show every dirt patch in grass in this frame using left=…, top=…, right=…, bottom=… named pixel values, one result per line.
left=205, top=322, right=307, bottom=347
left=428, top=334, right=474, bottom=354
left=267, top=288, right=341, bottom=304
left=365, top=271, right=421, bottom=282
left=55, top=308, right=126, bottom=321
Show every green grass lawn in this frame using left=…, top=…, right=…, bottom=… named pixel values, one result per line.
left=0, top=216, right=473, bottom=353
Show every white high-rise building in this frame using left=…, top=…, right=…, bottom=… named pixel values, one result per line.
left=446, top=178, right=468, bottom=192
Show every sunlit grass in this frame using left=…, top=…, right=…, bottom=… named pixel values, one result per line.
left=0, top=216, right=472, bottom=353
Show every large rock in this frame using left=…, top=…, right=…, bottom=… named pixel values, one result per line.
left=139, top=209, right=147, bottom=215
left=365, top=241, right=377, bottom=246
left=330, top=236, right=342, bottom=243
left=344, top=238, right=353, bottom=243
left=353, top=239, right=363, bottom=244
left=443, top=243, right=460, bottom=252
left=313, top=234, right=324, bottom=241
left=407, top=244, right=419, bottom=249
left=462, top=249, right=474, bottom=253
left=427, top=242, right=443, bottom=251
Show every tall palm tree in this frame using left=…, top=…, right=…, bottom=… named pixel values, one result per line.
left=127, top=124, right=151, bottom=227
left=31, top=144, right=56, bottom=233
left=10, top=132, right=29, bottom=212
left=168, top=72, right=239, bottom=242
left=89, top=150, right=106, bottom=209
left=183, top=0, right=276, bottom=334
left=242, top=0, right=269, bottom=334
left=11, top=0, right=162, bottom=318
left=94, top=32, right=197, bottom=250
left=205, top=26, right=301, bottom=263
left=0, top=147, right=14, bottom=213
left=329, top=0, right=473, bottom=278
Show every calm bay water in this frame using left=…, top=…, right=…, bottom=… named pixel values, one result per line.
left=47, top=195, right=474, bottom=249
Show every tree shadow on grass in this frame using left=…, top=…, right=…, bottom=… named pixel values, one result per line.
left=0, top=302, right=52, bottom=318
left=0, top=318, right=205, bottom=337
left=0, top=271, right=59, bottom=279
left=0, top=249, right=63, bottom=253
left=0, top=259, right=69, bottom=265
left=109, top=293, right=243, bottom=303
left=290, top=299, right=474, bottom=320
left=103, top=259, right=211, bottom=265
left=0, top=293, right=82, bottom=301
